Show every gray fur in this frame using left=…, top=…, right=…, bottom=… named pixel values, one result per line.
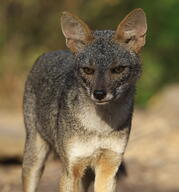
left=22, top=30, right=142, bottom=192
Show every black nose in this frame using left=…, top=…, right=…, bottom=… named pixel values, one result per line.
left=93, top=90, right=107, bottom=100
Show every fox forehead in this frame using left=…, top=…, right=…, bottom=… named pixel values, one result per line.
left=76, top=30, right=138, bottom=68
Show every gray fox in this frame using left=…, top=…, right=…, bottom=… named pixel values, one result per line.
left=22, top=8, right=147, bottom=192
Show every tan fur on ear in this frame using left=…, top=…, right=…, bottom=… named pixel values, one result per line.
left=115, top=8, right=147, bottom=53
left=61, top=12, right=93, bottom=53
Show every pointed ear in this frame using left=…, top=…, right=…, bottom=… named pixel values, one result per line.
left=61, top=12, right=93, bottom=53
left=114, top=8, right=147, bottom=53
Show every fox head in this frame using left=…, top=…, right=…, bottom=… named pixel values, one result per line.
left=61, top=9, right=147, bottom=105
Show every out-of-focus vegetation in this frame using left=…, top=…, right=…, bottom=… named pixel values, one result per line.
left=0, top=0, right=179, bottom=108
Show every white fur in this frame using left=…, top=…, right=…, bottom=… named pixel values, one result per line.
left=78, top=103, right=112, bottom=132
left=68, top=136, right=126, bottom=162
left=67, top=104, right=127, bottom=162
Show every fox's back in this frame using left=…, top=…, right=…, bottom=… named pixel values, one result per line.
left=27, top=50, right=75, bottom=94
left=23, top=50, right=77, bottom=145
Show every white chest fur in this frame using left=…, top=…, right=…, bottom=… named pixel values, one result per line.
left=77, top=103, right=113, bottom=132
left=67, top=135, right=127, bottom=163
left=67, top=104, right=128, bottom=163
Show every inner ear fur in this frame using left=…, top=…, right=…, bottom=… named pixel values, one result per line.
left=61, top=12, right=93, bottom=53
left=114, top=8, right=147, bottom=53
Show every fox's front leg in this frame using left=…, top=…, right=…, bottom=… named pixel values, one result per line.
left=22, top=131, right=50, bottom=192
left=59, top=160, right=87, bottom=192
left=94, top=150, right=122, bottom=192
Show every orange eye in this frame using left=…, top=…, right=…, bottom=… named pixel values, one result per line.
left=111, top=66, right=125, bottom=74
left=82, top=67, right=95, bottom=75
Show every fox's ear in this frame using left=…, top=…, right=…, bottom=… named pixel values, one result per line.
left=115, top=8, right=147, bottom=53
left=61, top=12, right=93, bottom=53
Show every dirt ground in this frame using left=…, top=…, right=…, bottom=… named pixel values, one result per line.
left=0, top=85, right=179, bottom=192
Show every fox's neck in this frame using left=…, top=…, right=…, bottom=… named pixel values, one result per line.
left=76, top=85, right=134, bottom=131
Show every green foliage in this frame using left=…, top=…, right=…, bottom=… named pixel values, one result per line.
left=0, top=0, right=179, bottom=107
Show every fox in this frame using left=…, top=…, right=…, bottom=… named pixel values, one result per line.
left=22, top=8, right=147, bottom=192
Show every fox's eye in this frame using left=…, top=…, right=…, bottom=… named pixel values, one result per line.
left=82, top=67, right=95, bottom=75
left=111, top=66, right=125, bottom=74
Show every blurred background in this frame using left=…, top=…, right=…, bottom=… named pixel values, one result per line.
left=0, top=0, right=179, bottom=191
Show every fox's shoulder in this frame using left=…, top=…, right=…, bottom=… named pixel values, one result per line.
left=26, top=50, right=76, bottom=92
left=34, top=50, right=74, bottom=71
left=28, top=50, right=74, bottom=79
left=38, top=50, right=73, bottom=62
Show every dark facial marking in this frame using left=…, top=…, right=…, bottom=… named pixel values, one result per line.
left=81, top=67, right=95, bottom=75
left=111, top=66, right=126, bottom=74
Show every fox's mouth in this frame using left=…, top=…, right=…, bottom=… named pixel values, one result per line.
left=95, top=100, right=111, bottom=105
left=91, top=92, right=113, bottom=105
